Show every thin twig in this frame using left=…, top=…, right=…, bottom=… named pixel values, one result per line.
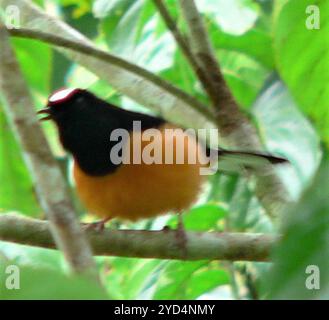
left=0, top=26, right=97, bottom=277
left=7, top=27, right=214, bottom=122
left=153, top=0, right=213, bottom=93
left=0, top=214, right=277, bottom=262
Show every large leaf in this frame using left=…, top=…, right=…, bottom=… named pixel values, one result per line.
left=0, top=110, right=40, bottom=216
left=264, top=153, right=329, bottom=299
left=274, top=0, right=329, bottom=144
left=11, top=38, right=52, bottom=97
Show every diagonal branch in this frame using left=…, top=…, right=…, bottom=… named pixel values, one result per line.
left=0, top=26, right=97, bottom=277
left=176, top=0, right=267, bottom=150
left=176, top=0, right=291, bottom=217
left=0, top=214, right=277, bottom=262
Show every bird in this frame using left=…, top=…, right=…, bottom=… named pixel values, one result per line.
left=38, top=88, right=287, bottom=231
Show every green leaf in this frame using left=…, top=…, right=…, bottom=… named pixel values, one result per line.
left=0, top=110, right=40, bottom=216
left=100, top=1, right=175, bottom=72
left=274, top=0, right=329, bottom=144
left=59, top=0, right=92, bottom=19
left=11, top=38, right=52, bottom=96
left=100, top=0, right=144, bottom=56
left=103, top=257, right=162, bottom=299
left=152, top=261, right=206, bottom=299
left=183, top=203, right=228, bottom=231
left=211, top=24, right=275, bottom=69
left=103, top=257, right=160, bottom=299
left=125, top=259, right=161, bottom=299
left=160, top=50, right=199, bottom=95
left=186, top=269, right=230, bottom=299
left=133, top=16, right=176, bottom=72
left=153, top=261, right=229, bottom=299
left=264, top=153, right=329, bottom=299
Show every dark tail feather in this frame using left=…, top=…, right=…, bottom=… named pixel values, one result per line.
left=205, top=147, right=288, bottom=173
left=217, top=149, right=288, bottom=165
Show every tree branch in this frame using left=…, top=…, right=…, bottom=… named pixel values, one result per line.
left=177, top=0, right=291, bottom=217
left=0, top=26, right=97, bottom=277
left=7, top=27, right=213, bottom=124
left=0, top=214, right=277, bottom=262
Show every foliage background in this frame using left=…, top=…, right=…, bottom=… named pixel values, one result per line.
left=0, top=0, right=328, bottom=299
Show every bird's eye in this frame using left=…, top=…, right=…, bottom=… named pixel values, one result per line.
left=75, top=96, right=85, bottom=104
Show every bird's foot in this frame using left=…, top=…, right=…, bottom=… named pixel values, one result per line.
left=162, top=225, right=171, bottom=232
left=82, top=218, right=111, bottom=232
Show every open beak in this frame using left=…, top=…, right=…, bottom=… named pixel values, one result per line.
left=37, top=108, right=52, bottom=121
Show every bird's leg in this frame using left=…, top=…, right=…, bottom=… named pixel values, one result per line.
left=175, top=212, right=188, bottom=259
left=82, top=217, right=112, bottom=232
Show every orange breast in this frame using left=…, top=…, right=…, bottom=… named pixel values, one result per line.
left=73, top=124, right=208, bottom=221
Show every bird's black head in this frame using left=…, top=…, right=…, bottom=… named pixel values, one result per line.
left=37, top=88, right=165, bottom=176
left=38, top=88, right=103, bottom=126
left=38, top=88, right=119, bottom=175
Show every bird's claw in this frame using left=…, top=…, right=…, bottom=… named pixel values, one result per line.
left=81, top=219, right=110, bottom=232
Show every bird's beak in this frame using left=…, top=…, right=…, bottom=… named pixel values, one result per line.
left=37, top=108, right=52, bottom=121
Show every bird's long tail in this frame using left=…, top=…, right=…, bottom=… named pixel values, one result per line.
left=217, top=148, right=287, bottom=164
left=207, top=147, right=288, bottom=173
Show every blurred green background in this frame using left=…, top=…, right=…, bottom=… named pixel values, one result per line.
left=0, top=0, right=328, bottom=299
